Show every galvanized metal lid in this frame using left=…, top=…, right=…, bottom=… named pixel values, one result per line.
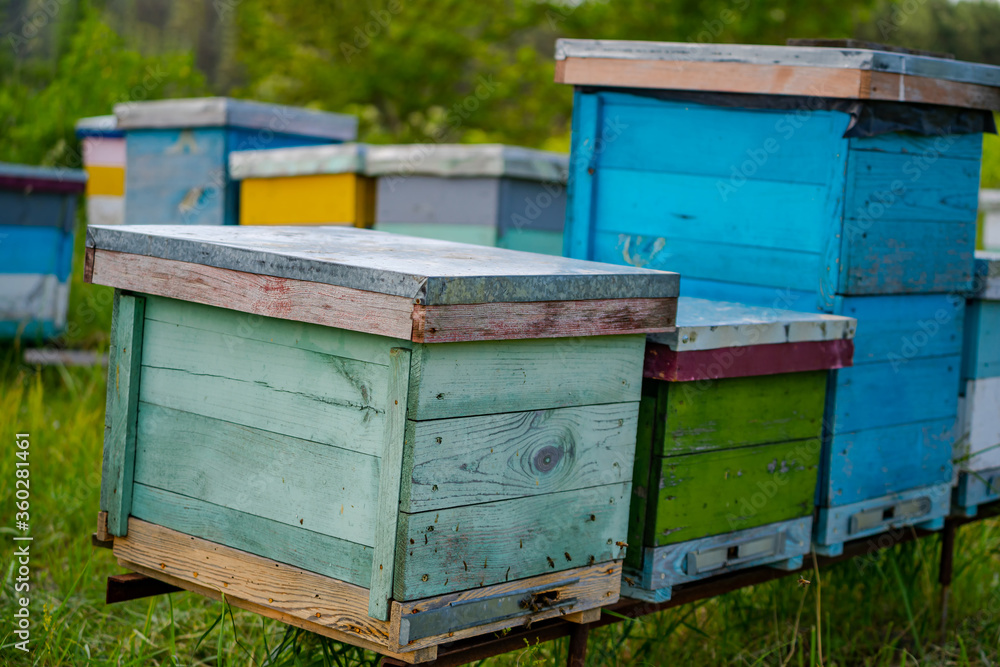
left=650, top=297, right=856, bottom=352
left=230, top=143, right=366, bottom=180
left=113, top=97, right=358, bottom=141
left=364, top=144, right=569, bottom=182
left=75, top=115, right=123, bottom=138
left=0, top=162, right=87, bottom=193
left=974, top=251, right=1000, bottom=300
left=555, top=39, right=1000, bottom=88
left=86, top=225, right=678, bottom=306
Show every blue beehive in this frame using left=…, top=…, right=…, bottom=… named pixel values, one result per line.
left=0, top=162, right=87, bottom=339
left=555, top=39, right=1000, bottom=554
left=116, top=97, right=358, bottom=226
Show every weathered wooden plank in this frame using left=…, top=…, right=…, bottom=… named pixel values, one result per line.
left=820, top=418, right=956, bottom=506
left=826, top=356, right=960, bottom=434
left=867, top=70, right=1000, bottom=109
left=625, top=382, right=660, bottom=572
left=638, top=516, right=811, bottom=591
left=134, top=403, right=379, bottom=546
left=393, top=483, right=630, bottom=600
left=103, top=293, right=145, bottom=536
left=142, top=295, right=404, bottom=367
left=651, top=439, right=819, bottom=546
left=138, top=365, right=385, bottom=458
left=399, top=403, right=638, bottom=512
left=370, top=348, right=411, bottom=620
left=111, top=518, right=398, bottom=654
left=388, top=562, right=620, bottom=652
left=406, top=335, right=645, bottom=420
left=412, top=298, right=676, bottom=343
left=88, top=249, right=417, bottom=340
left=644, top=340, right=854, bottom=381
left=130, top=484, right=373, bottom=587
left=651, top=372, right=827, bottom=455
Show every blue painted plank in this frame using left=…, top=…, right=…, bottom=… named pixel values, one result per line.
left=825, top=355, right=960, bottom=434
left=0, top=226, right=68, bottom=277
left=814, top=483, right=951, bottom=547
left=590, top=231, right=821, bottom=292
left=596, top=92, right=851, bottom=186
left=0, top=190, right=77, bottom=230
left=963, top=300, right=1000, bottom=380
left=848, top=132, right=983, bottom=160
left=563, top=90, right=601, bottom=261
left=679, top=278, right=818, bottom=313
left=592, top=168, right=830, bottom=253
left=820, top=417, right=956, bottom=506
left=832, top=294, right=964, bottom=364
left=838, top=219, right=975, bottom=295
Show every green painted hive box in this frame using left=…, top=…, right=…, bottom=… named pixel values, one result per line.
left=624, top=298, right=856, bottom=603
left=85, top=225, right=678, bottom=661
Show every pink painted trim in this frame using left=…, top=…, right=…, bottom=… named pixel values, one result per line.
left=644, top=339, right=855, bottom=382
left=82, top=137, right=126, bottom=166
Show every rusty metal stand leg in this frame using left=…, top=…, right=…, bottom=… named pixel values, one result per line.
left=939, top=518, right=956, bottom=641
left=567, top=622, right=590, bottom=667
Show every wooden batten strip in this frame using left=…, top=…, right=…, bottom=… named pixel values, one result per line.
left=88, top=248, right=677, bottom=343
left=644, top=339, right=855, bottom=382
left=112, top=519, right=423, bottom=656
left=556, top=58, right=1000, bottom=110
left=87, top=249, right=416, bottom=341
left=387, top=561, right=621, bottom=652
left=412, top=298, right=677, bottom=343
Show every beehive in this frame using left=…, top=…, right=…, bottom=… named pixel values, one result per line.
left=85, top=225, right=678, bottom=661
left=955, top=252, right=1000, bottom=515
left=0, top=162, right=87, bottom=339
left=555, top=39, right=991, bottom=553
left=229, top=144, right=374, bottom=227
left=624, top=298, right=855, bottom=602
left=76, top=115, right=125, bottom=226
left=116, top=97, right=358, bottom=226
left=366, top=144, right=568, bottom=255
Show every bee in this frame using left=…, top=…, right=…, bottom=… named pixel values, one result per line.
left=797, top=577, right=811, bottom=588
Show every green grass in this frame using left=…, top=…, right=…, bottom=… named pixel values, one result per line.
left=2, top=216, right=1000, bottom=666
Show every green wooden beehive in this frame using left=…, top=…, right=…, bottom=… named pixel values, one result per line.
left=86, top=225, right=678, bottom=660
left=625, top=298, right=856, bottom=602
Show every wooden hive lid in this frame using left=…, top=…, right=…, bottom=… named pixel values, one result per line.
left=230, top=143, right=366, bottom=180
left=554, top=39, right=1000, bottom=110
left=113, top=97, right=358, bottom=141
left=75, top=115, right=124, bottom=139
left=644, top=297, right=856, bottom=382
left=85, top=225, right=678, bottom=343
left=364, top=144, right=569, bottom=183
left=0, top=161, right=87, bottom=194
left=974, top=251, right=1000, bottom=300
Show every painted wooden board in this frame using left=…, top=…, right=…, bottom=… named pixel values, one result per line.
left=85, top=165, right=125, bottom=196
left=649, top=439, right=820, bottom=546
left=651, top=297, right=855, bottom=352
left=820, top=417, right=956, bottom=506
left=972, top=251, right=1000, bottom=299
left=115, top=97, right=358, bottom=139
left=0, top=275, right=70, bottom=334
left=956, top=377, right=1000, bottom=471
left=134, top=402, right=379, bottom=546
left=496, top=177, right=567, bottom=233
left=81, top=136, right=127, bottom=166
left=76, top=115, right=124, bottom=139
left=0, top=226, right=74, bottom=275
left=954, top=467, right=1000, bottom=512
left=130, top=484, right=374, bottom=587
left=832, top=293, right=965, bottom=365
left=554, top=39, right=1000, bottom=88
left=399, top=403, right=637, bottom=512
left=370, top=348, right=411, bottom=619
left=0, top=161, right=87, bottom=193
left=366, top=144, right=568, bottom=182
left=850, top=132, right=984, bottom=159
left=499, top=229, right=564, bottom=256
left=406, top=335, right=645, bottom=420
left=230, top=143, right=365, bottom=179
left=373, top=222, right=499, bottom=247
left=646, top=372, right=827, bottom=456
left=377, top=176, right=501, bottom=227
left=102, top=292, right=145, bottom=536
left=393, top=482, right=630, bottom=600
left=86, top=225, right=679, bottom=306
left=239, top=173, right=375, bottom=227
left=825, top=356, right=960, bottom=434
left=814, top=483, right=951, bottom=550
left=390, top=561, right=619, bottom=652
left=645, top=340, right=854, bottom=381
left=963, top=300, right=1000, bottom=380
left=632, top=516, right=811, bottom=592
left=87, top=195, right=125, bottom=226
